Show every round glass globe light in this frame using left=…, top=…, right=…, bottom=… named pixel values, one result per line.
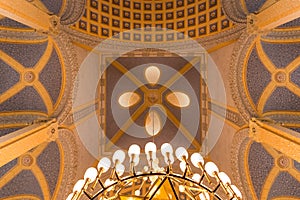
left=84, top=167, right=98, bottom=182
left=97, top=157, right=111, bottom=172
left=230, top=184, right=242, bottom=198
left=113, top=150, right=126, bottom=164
left=192, top=173, right=201, bottom=182
left=218, top=172, right=231, bottom=185
left=160, top=143, right=173, bottom=157
left=175, top=147, right=188, bottom=161
left=66, top=193, right=75, bottom=200
left=204, top=162, right=219, bottom=177
left=73, top=179, right=85, bottom=192
left=191, top=153, right=204, bottom=168
left=128, top=144, right=140, bottom=155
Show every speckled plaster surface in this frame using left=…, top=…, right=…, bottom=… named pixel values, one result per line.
left=41, top=0, right=63, bottom=15
left=0, top=159, right=17, bottom=178
left=268, top=172, right=300, bottom=199
left=261, top=42, right=300, bottom=68
left=37, top=142, right=61, bottom=196
left=0, top=18, right=29, bottom=28
left=0, top=86, right=47, bottom=113
left=290, top=67, right=300, bottom=88
left=0, top=128, right=22, bottom=137
left=246, top=47, right=271, bottom=105
left=0, top=60, right=19, bottom=94
left=248, top=142, right=274, bottom=198
left=39, top=49, right=62, bottom=105
left=244, top=0, right=266, bottom=13
left=0, top=42, right=48, bottom=68
left=264, top=87, right=300, bottom=112
left=0, top=170, right=43, bottom=199
left=294, top=160, right=300, bottom=171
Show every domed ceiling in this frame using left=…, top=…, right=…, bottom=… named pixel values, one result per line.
left=0, top=0, right=300, bottom=200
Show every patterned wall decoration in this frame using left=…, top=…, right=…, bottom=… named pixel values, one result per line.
left=0, top=141, right=62, bottom=200
left=231, top=129, right=300, bottom=200
left=71, top=0, right=234, bottom=42
left=230, top=28, right=300, bottom=123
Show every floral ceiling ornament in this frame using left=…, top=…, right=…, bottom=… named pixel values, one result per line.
left=118, top=65, right=191, bottom=137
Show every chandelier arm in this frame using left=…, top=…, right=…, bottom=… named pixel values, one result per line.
left=83, top=190, right=93, bottom=200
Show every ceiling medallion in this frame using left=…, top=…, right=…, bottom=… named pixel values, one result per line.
left=67, top=143, right=242, bottom=200
left=23, top=71, right=36, bottom=83
left=118, top=66, right=191, bottom=136
left=21, top=154, right=34, bottom=167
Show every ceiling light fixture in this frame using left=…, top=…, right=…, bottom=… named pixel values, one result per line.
left=66, top=142, right=242, bottom=200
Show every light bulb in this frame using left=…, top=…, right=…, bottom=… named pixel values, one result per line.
left=179, top=161, right=187, bottom=173
left=135, top=190, right=141, bottom=196
left=218, top=172, right=231, bottom=185
left=104, top=179, right=115, bottom=191
left=145, top=142, right=157, bottom=161
left=191, top=153, right=204, bottom=168
left=179, top=185, right=185, bottom=193
left=73, top=179, right=85, bottom=192
left=128, top=144, right=140, bottom=156
left=199, top=191, right=210, bottom=200
left=66, top=193, right=75, bottom=200
left=84, top=167, right=98, bottom=182
left=116, top=163, right=125, bottom=176
left=204, top=162, right=219, bottom=177
left=192, top=173, right=201, bottom=182
left=175, top=147, right=188, bottom=161
left=161, top=143, right=173, bottom=157
left=113, top=150, right=125, bottom=164
left=97, top=157, right=111, bottom=172
left=164, top=154, right=174, bottom=164
left=230, top=185, right=242, bottom=198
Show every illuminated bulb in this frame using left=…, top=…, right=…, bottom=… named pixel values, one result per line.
left=160, top=143, right=173, bottom=157
left=113, top=150, right=126, bottom=164
left=179, top=161, right=187, bottom=173
left=135, top=190, right=140, bottom=196
left=204, top=162, right=219, bottom=177
left=218, top=172, right=231, bottom=185
left=66, top=193, right=75, bottom=200
left=192, top=173, right=201, bottom=182
left=84, top=167, right=98, bottom=183
left=128, top=144, right=141, bottom=156
left=199, top=191, right=210, bottom=200
left=175, top=147, right=188, bottom=161
left=73, top=179, right=85, bottom=192
left=149, top=175, right=158, bottom=183
left=190, top=153, right=204, bottom=168
left=145, top=142, right=157, bottom=158
left=179, top=185, right=185, bottom=193
left=97, top=157, right=111, bottom=172
left=104, top=179, right=115, bottom=191
left=116, top=164, right=125, bottom=176
left=230, top=185, right=242, bottom=198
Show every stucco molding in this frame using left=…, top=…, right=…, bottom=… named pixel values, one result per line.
left=221, top=0, right=248, bottom=24
left=229, top=30, right=257, bottom=121
left=55, top=129, right=79, bottom=200
left=52, top=31, right=79, bottom=124
left=60, top=0, right=86, bottom=25
left=231, top=128, right=252, bottom=200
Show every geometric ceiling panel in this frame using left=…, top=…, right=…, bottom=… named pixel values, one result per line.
left=264, top=87, right=300, bottom=113
left=260, top=42, right=300, bottom=68
left=39, top=48, right=63, bottom=105
left=244, top=0, right=267, bottom=13
left=0, top=141, right=62, bottom=199
left=0, top=42, right=48, bottom=68
left=246, top=46, right=272, bottom=105
left=268, top=171, right=300, bottom=199
left=248, top=142, right=274, bottom=199
left=0, top=60, right=20, bottom=94
left=0, top=17, right=29, bottom=29
left=40, top=0, right=64, bottom=15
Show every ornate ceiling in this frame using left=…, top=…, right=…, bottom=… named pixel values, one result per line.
left=0, top=0, right=300, bottom=200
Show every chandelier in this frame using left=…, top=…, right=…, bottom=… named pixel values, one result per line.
left=66, top=142, right=242, bottom=200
